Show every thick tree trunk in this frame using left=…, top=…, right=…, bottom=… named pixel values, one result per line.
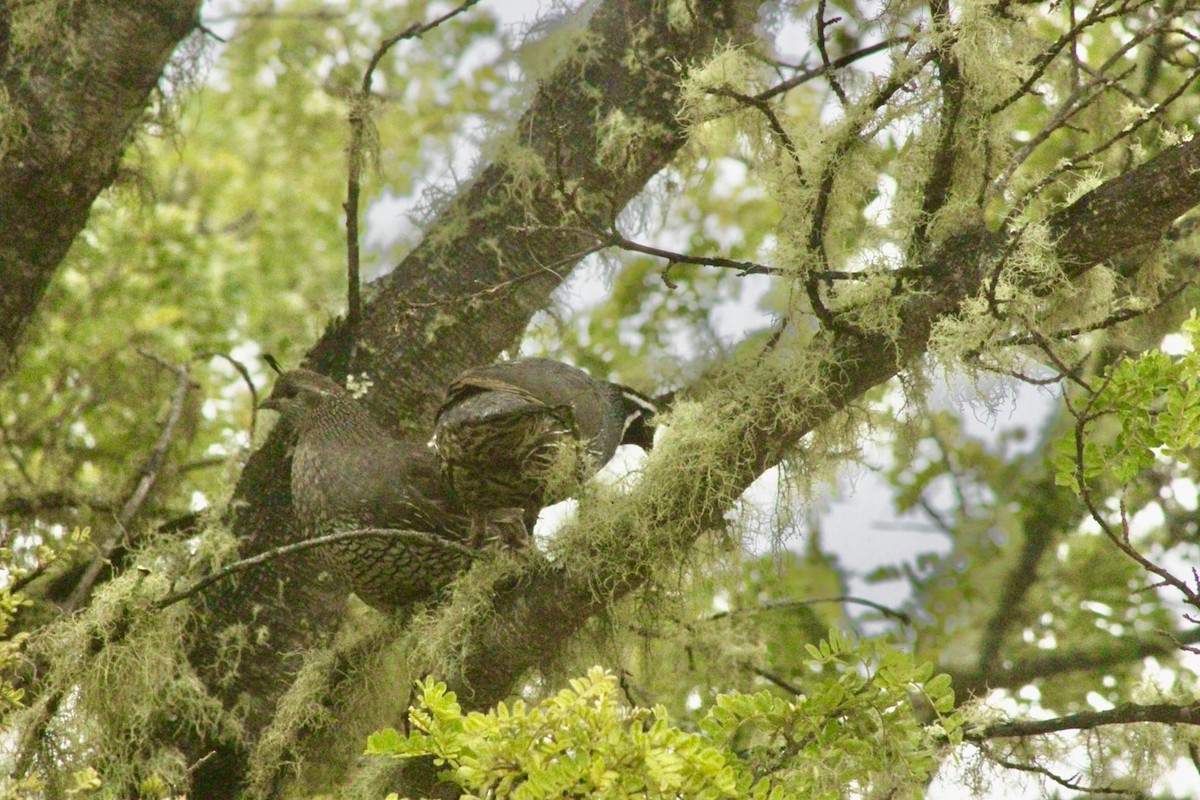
left=0, top=0, right=200, bottom=377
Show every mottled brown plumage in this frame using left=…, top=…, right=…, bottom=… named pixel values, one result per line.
left=431, top=358, right=657, bottom=540
left=261, top=369, right=473, bottom=611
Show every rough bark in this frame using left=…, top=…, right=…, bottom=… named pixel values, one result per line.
left=0, top=0, right=200, bottom=378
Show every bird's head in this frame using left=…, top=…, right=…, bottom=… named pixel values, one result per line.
left=260, top=368, right=347, bottom=425
left=618, top=387, right=659, bottom=450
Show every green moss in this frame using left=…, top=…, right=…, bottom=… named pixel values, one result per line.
left=245, top=614, right=408, bottom=799
left=21, top=569, right=238, bottom=795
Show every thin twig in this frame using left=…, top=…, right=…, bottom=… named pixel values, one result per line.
left=344, top=0, right=484, bottom=337
left=156, top=528, right=475, bottom=609
left=707, top=596, right=912, bottom=625
left=609, top=232, right=779, bottom=276
left=1005, top=62, right=1200, bottom=224
left=197, top=350, right=260, bottom=441
left=704, top=86, right=804, bottom=183
left=995, top=8, right=1169, bottom=205
left=748, top=664, right=805, bottom=696
left=999, top=279, right=1193, bottom=346
left=64, top=353, right=193, bottom=613
left=1071, top=385, right=1200, bottom=611
left=981, top=749, right=1124, bottom=795
left=814, top=0, right=848, bottom=105
left=987, top=0, right=1142, bottom=115
left=756, top=38, right=906, bottom=102
left=805, top=53, right=936, bottom=331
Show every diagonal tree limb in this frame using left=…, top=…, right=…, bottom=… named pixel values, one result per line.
left=435, top=136, right=1200, bottom=711
left=0, top=0, right=201, bottom=379
left=951, top=626, right=1200, bottom=697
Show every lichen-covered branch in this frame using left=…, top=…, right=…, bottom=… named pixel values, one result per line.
left=434, top=135, right=1200, bottom=714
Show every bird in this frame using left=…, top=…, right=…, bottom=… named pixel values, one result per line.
left=260, top=367, right=474, bottom=612
left=431, top=358, right=657, bottom=544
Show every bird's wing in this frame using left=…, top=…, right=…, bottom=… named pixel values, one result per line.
left=438, top=370, right=545, bottom=415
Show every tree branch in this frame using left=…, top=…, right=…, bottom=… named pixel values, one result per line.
left=437, top=135, right=1200, bottom=714
left=951, top=626, right=1200, bottom=696
left=968, top=701, right=1200, bottom=739
left=156, top=528, right=474, bottom=610
left=344, top=0, right=484, bottom=338
left=64, top=352, right=194, bottom=613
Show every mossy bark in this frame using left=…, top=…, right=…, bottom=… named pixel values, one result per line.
left=0, top=0, right=200, bottom=377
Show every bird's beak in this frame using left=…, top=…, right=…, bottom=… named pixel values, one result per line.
left=259, top=396, right=283, bottom=412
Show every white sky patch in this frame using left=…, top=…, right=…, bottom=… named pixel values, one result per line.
left=1161, top=332, right=1191, bottom=354
left=1167, top=477, right=1198, bottom=511
left=1080, top=600, right=1113, bottom=617
left=709, top=273, right=775, bottom=345
left=1127, top=501, right=1165, bottom=540
left=190, top=491, right=212, bottom=513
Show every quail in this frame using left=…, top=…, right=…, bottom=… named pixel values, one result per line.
left=431, top=358, right=657, bottom=543
left=261, top=368, right=474, bottom=612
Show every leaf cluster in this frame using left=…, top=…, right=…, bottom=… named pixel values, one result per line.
left=1057, top=314, right=1200, bottom=489
left=368, top=631, right=961, bottom=799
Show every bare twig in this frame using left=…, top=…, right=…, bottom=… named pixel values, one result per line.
left=1027, top=329, right=1093, bottom=392
left=980, top=749, right=1123, bottom=795
left=344, top=0, right=484, bottom=337
left=709, top=596, right=912, bottom=625
left=704, top=86, right=804, bottom=183
left=748, top=664, right=805, bottom=696
left=608, top=232, right=779, bottom=276
left=814, top=0, right=848, bottom=105
left=1071, top=386, right=1200, bottom=611
left=64, top=352, right=194, bottom=613
left=197, top=350, right=260, bottom=441
left=757, top=38, right=906, bottom=102
left=156, top=528, right=476, bottom=609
